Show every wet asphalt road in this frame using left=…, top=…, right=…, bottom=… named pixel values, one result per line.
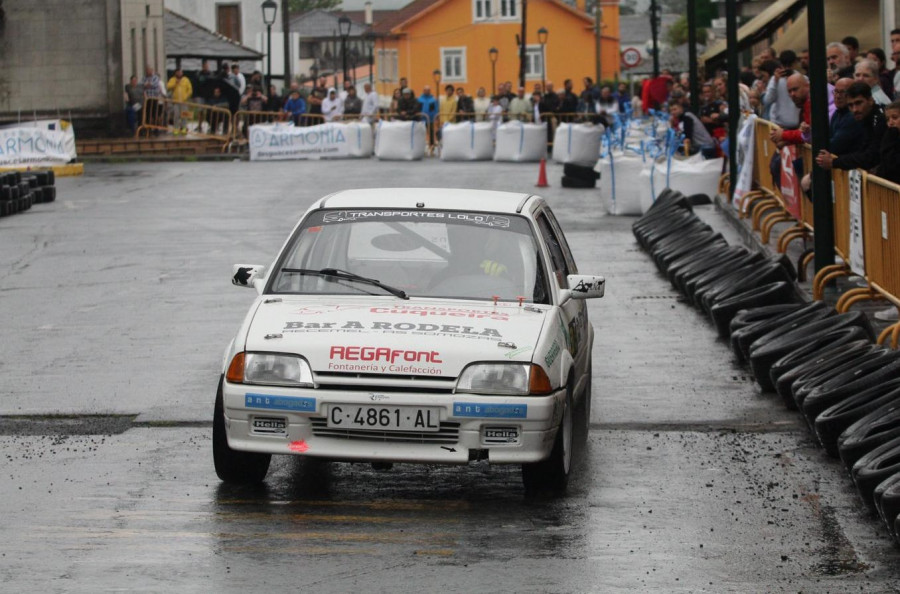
left=2, top=159, right=900, bottom=592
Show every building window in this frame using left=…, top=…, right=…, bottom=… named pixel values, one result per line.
left=441, top=47, right=466, bottom=82
left=473, top=0, right=491, bottom=21
left=499, top=0, right=517, bottom=18
left=216, top=4, right=242, bottom=43
left=524, top=45, right=543, bottom=79
left=377, top=49, right=398, bottom=83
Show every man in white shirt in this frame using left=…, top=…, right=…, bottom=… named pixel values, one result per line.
left=230, top=64, right=246, bottom=95
left=321, top=88, right=344, bottom=122
left=361, top=83, right=379, bottom=123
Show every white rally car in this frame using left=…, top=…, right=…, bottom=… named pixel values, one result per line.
left=214, top=188, right=604, bottom=492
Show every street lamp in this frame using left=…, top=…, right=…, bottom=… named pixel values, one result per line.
left=261, top=0, right=278, bottom=89
left=338, top=16, right=352, bottom=85
left=537, top=27, right=548, bottom=92
left=433, top=68, right=441, bottom=87
left=489, top=47, right=499, bottom=96
left=364, top=31, right=375, bottom=85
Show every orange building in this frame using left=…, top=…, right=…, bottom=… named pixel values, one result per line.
left=370, top=0, right=620, bottom=96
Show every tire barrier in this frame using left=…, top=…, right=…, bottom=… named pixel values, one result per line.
left=634, top=187, right=900, bottom=548
left=0, top=169, right=56, bottom=218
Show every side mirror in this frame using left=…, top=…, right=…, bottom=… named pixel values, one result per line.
left=565, top=274, right=605, bottom=301
left=232, top=264, right=266, bottom=291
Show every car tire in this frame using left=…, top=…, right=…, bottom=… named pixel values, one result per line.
left=815, top=380, right=900, bottom=457
left=213, top=377, right=271, bottom=484
left=748, top=311, right=874, bottom=392
left=523, top=382, right=574, bottom=494
left=768, top=326, right=873, bottom=392
left=852, top=436, right=900, bottom=509
left=563, top=162, right=600, bottom=180
left=709, top=282, right=798, bottom=338
left=839, top=403, right=900, bottom=472
left=734, top=301, right=833, bottom=363
left=876, top=475, right=900, bottom=542
left=561, top=175, right=595, bottom=189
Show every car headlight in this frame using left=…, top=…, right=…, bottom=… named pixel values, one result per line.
left=456, top=363, right=552, bottom=395
left=226, top=352, right=314, bottom=387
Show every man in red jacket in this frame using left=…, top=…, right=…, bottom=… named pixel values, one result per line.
left=770, top=73, right=810, bottom=147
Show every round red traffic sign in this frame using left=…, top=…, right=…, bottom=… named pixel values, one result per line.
left=621, top=47, right=642, bottom=68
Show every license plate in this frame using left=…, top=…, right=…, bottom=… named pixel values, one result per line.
left=327, top=404, right=441, bottom=432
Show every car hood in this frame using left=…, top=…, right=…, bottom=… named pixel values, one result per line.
left=244, top=297, right=549, bottom=377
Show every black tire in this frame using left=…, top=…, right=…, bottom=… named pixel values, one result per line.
left=793, top=347, right=891, bottom=413
left=839, top=403, right=900, bottom=472
left=213, top=377, right=271, bottom=484
left=729, top=303, right=805, bottom=337
left=687, top=258, right=763, bottom=307
left=876, top=475, right=900, bottom=542
left=523, top=382, right=574, bottom=494
left=672, top=247, right=752, bottom=294
left=775, top=340, right=875, bottom=407
left=710, top=282, right=798, bottom=338
left=576, top=365, right=592, bottom=446
left=700, top=259, right=795, bottom=313
left=769, top=326, right=874, bottom=392
left=653, top=233, right=726, bottom=273
left=645, top=189, right=689, bottom=214
left=561, top=175, right=595, bottom=189
left=802, top=352, right=900, bottom=432
left=563, top=162, right=600, bottom=180
left=748, top=311, right=874, bottom=393
left=816, top=381, right=900, bottom=457
left=42, top=186, right=56, bottom=203
left=852, top=436, right=900, bottom=509
left=733, top=301, right=832, bottom=363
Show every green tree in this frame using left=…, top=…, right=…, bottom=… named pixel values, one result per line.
left=666, top=14, right=706, bottom=47
left=289, top=0, right=341, bottom=13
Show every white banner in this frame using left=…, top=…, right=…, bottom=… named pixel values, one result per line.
left=249, top=122, right=372, bottom=161
left=848, top=169, right=865, bottom=276
left=0, top=120, right=76, bottom=166
left=732, top=114, right=756, bottom=209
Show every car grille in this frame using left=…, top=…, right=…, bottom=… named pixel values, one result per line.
left=310, top=417, right=460, bottom=444
left=314, top=371, right=457, bottom=393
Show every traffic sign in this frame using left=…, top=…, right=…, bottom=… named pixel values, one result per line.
left=621, top=47, right=642, bottom=69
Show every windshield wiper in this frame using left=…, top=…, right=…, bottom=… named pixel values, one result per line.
left=280, top=267, right=409, bottom=300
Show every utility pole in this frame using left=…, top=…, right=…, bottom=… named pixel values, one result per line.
left=687, top=0, right=699, bottom=114
left=649, top=0, right=659, bottom=77
left=595, top=2, right=603, bottom=84
left=519, top=0, right=528, bottom=88
left=808, top=0, right=835, bottom=271
left=282, top=0, right=291, bottom=86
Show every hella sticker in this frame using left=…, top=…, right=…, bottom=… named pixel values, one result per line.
left=245, top=393, right=316, bottom=413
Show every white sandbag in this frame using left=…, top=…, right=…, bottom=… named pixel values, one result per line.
left=375, top=120, right=427, bottom=160
left=639, top=154, right=725, bottom=213
left=493, top=121, right=547, bottom=162
left=342, top=121, right=374, bottom=157
left=552, top=123, right=604, bottom=166
left=440, top=121, right=494, bottom=161
left=598, top=148, right=648, bottom=216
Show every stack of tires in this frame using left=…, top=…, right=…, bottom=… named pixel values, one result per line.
left=634, top=188, right=900, bottom=545
left=0, top=170, right=56, bottom=218
left=561, top=163, right=600, bottom=189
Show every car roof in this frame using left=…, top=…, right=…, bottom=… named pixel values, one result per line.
left=316, top=188, right=540, bottom=214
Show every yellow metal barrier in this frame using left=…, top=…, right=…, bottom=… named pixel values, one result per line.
left=136, top=95, right=232, bottom=149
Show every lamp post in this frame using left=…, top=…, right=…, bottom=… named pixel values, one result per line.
left=433, top=68, right=441, bottom=88
left=364, top=32, right=375, bottom=85
left=338, top=16, right=352, bottom=85
left=537, top=27, right=548, bottom=92
left=489, top=47, right=498, bottom=96
left=261, top=0, right=278, bottom=89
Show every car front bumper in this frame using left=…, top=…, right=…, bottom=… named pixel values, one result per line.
left=222, top=381, right=566, bottom=464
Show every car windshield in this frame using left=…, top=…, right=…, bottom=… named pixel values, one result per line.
left=269, top=208, right=550, bottom=303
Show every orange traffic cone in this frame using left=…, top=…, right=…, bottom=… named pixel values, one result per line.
left=536, top=158, right=549, bottom=188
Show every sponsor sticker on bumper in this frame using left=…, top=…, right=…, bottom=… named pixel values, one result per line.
left=453, top=402, right=527, bottom=419
left=245, top=393, right=316, bottom=412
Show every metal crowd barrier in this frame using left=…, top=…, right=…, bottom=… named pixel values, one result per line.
left=745, top=117, right=900, bottom=347
left=136, top=95, right=232, bottom=150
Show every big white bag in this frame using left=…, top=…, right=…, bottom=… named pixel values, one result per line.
left=375, top=120, right=427, bottom=160
left=493, top=121, right=547, bottom=162
left=440, top=121, right=494, bottom=161
left=552, top=123, right=604, bottom=167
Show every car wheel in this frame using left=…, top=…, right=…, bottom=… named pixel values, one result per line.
left=523, top=382, right=574, bottom=494
left=213, top=377, right=271, bottom=484
left=577, top=365, right=592, bottom=445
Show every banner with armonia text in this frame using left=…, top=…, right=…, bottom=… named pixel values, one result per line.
left=0, top=120, right=76, bottom=166
left=249, top=122, right=373, bottom=161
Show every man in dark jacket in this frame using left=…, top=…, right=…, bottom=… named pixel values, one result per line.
left=829, top=78, right=866, bottom=155
left=558, top=79, right=578, bottom=121
left=816, top=82, right=886, bottom=172
left=396, top=87, right=420, bottom=120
